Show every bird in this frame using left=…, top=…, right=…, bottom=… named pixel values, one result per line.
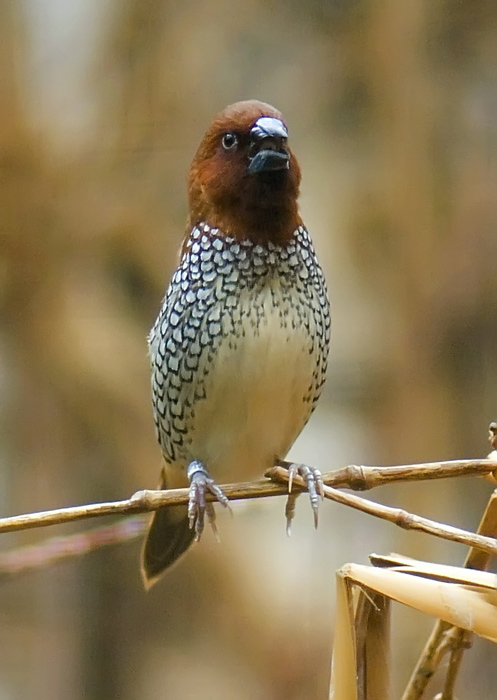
left=141, top=100, right=331, bottom=587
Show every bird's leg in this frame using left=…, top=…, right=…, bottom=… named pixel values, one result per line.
left=276, top=460, right=324, bottom=531
left=186, top=460, right=230, bottom=541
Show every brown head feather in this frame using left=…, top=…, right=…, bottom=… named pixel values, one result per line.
left=186, top=100, right=301, bottom=247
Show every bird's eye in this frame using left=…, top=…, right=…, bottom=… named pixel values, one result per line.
left=222, top=133, right=238, bottom=151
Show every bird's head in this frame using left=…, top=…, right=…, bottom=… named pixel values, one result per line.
left=187, top=100, right=302, bottom=245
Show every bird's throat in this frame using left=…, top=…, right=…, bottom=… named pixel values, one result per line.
left=189, top=201, right=300, bottom=247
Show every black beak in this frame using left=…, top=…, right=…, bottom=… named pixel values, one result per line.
left=248, top=117, right=290, bottom=175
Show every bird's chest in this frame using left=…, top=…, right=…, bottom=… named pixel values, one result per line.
left=150, top=227, right=329, bottom=475
left=183, top=279, right=317, bottom=477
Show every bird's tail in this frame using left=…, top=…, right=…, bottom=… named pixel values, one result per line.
left=140, top=470, right=195, bottom=589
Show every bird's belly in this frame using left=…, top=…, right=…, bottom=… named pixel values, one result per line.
left=187, top=299, right=316, bottom=480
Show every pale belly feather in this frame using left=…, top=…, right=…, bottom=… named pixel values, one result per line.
left=186, top=288, right=316, bottom=480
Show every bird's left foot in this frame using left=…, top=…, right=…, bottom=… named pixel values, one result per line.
left=277, top=461, right=324, bottom=533
left=187, top=461, right=230, bottom=541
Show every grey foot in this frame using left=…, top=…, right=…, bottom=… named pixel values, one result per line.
left=186, top=461, right=230, bottom=541
left=278, top=461, right=324, bottom=533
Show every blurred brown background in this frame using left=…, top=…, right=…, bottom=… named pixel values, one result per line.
left=1, top=0, right=497, bottom=698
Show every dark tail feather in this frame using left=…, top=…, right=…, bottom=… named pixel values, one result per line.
left=140, top=479, right=195, bottom=588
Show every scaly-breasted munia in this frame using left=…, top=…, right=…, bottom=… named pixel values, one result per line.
left=141, top=100, right=331, bottom=587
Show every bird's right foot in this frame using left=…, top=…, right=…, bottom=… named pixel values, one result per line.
left=186, top=461, right=230, bottom=541
left=276, top=460, right=324, bottom=534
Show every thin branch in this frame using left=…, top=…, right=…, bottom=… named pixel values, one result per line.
left=439, top=631, right=471, bottom=700
left=0, top=479, right=282, bottom=534
left=0, top=459, right=495, bottom=536
left=0, top=517, right=146, bottom=578
left=317, top=459, right=497, bottom=490
left=270, top=466, right=497, bottom=559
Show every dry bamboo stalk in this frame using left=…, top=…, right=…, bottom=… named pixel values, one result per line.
left=330, top=573, right=359, bottom=700
left=370, top=552, right=497, bottom=587
left=340, top=562, right=497, bottom=643
left=401, top=490, right=497, bottom=700
left=331, top=556, right=497, bottom=700
left=355, top=590, right=391, bottom=700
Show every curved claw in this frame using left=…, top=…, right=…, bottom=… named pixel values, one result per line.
left=285, top=492, right=298, bottom=536
left=285, top=462, right=324, bottom=530
left=206, top=502, right=221, bottom=542
left=186, top=460, right=230, bottom=541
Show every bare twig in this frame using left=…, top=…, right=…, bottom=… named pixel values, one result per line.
left=439, top=631, right=472, bottom=700
left=0, top=456, right=494, bottom=584
left=0, top=459, right=495, bottom=537
left=0, top=479, right=283, bottom=534
left=0, top=517, right=146, bottom=578
left=316, top=459, right=497, bottom=490
left=270, top=466, right=497, bottom=559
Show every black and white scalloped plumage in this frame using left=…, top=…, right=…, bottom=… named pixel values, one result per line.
left=149, top=222, right=330, bottom=474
